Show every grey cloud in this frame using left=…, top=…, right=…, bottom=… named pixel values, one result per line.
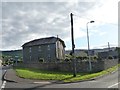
left=2, top=2, right=99, bottom=50
left=118, top=2, right=120, bottom=47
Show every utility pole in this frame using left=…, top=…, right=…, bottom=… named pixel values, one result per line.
left=70, top=13, right=76, bottom=77
left=108, top=42, right=110, bottom=51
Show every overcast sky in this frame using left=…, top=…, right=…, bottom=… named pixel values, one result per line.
left=1, top=0, right=119, bottom=50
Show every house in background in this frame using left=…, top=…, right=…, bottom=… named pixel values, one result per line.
left=65, top=47, right=118, bottom=59
left=97, top=50, right=118, bottom=59
left=22, top=37, right=66, bottom=63
left=65, top=49, right=94, bottom=56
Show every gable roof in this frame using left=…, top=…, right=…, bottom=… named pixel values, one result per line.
left=22, top=37, right=66, bottom=47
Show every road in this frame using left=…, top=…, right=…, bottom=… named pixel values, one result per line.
left=0, top=66, right=10, bottom=90
left=0, top=66, right=2, bottom=88
left=2, top=68, right=119, bottom=89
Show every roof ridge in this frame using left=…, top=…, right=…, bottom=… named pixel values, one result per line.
left=22, top=36, right=65, bottom=47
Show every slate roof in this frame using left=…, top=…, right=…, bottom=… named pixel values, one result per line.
left=22, top=37, right=66, bottom=47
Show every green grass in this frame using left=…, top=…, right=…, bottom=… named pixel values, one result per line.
left=15, top=64, right=119, bottom=82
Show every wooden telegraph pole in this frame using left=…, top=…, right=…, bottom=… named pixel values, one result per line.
left=70, top=13, right=76, bottom=77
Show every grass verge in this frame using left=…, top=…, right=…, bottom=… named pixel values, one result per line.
left=15, top=64, right=119, bottom=83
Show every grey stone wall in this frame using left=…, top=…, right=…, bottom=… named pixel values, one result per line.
left=103, top=59, right=118, bottom=69
left=15, top=59, right=118, bottom=73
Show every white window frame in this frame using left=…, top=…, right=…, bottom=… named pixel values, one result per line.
left=30, top=56, right=31, bottom=61
left=48, top=45, right=50, bottom=50
left=29, top=47, right=32, bottom=53
left=38, top=46, right=41, bottom=52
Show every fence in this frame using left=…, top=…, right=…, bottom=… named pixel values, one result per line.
left=15, top=59, right=118, bottom=73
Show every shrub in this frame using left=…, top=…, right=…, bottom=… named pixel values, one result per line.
left=93, top=55, right=98, bottom=60
left=39, top=58, right=44, bottom=62
left=108, top=55, right=114, bottom=59
left=76, top=56, right=83, bottom=60
left=65, top=58, right=71, bottom=62
left=83, top=56, right=88, bottom=60
left=64, top=54, right=72, bottom=62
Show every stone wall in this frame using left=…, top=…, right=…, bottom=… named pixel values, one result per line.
left=103, top=59, right=118, bottom=69
left=15, top=59, right=118, bottom=73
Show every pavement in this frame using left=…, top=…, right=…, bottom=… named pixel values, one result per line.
left=4, top=68, right=55, bottom=84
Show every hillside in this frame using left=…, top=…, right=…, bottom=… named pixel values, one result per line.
left=0, top=49, right=23, bottom=59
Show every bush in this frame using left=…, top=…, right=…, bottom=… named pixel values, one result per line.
left=76, top=56, right=83, bottom=60
left=39, top=58, right=44, bottom=62
left=64, top=58, right=71, bottom=62
left=93, top=55, right=98, bottom=60
left=17, top=60, right=23, bottom=63
left=83, top=56, right=88, bottom=60
left=64, top=54, right=72, bottom=62
left=108, top=55, right=114, bottom=59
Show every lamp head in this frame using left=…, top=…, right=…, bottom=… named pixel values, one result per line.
left=90, top=21, right=95, bottom=23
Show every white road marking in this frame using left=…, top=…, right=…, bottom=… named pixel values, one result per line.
left=0, top=70, right=7, bottom=89
left=108, top=82, right=120, bottom=88
left=34, top=81, right=51, bottom=84
left=1, top=81, right=6, bottom=89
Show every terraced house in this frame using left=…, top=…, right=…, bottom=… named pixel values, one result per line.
left=22, top=37, right=66, bottom=63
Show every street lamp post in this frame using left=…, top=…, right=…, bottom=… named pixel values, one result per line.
left=86, top=20, right=95, bottom=72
